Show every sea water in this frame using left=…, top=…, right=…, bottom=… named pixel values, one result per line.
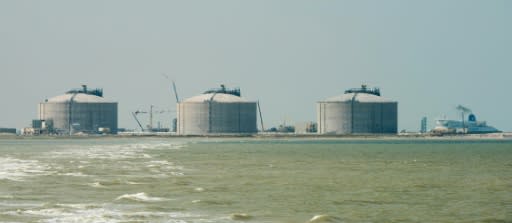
left=0, top=138, right=510, bottom=223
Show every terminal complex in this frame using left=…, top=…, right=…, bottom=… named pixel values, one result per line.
left=21, top=84, right=498, bottom=136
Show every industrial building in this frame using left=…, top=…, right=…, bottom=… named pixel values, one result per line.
left=37, top=85, right=118, bottom=134
left=0, top=128, right=16, bottom=135
left=177, top=85, right=257, bottom=135
left=317, top=85, right=398, bottom=134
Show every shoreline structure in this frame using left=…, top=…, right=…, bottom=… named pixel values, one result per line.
left=1, top=132, right=511, bottom=140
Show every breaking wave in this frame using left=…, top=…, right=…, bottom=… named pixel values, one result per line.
left=48, top=142, right=188, bottom=160
left=0, top=157, right=51, bottom=181
left=115, top=192, right=167, bottom=202
left=5, top=203, right=195, bottom=223
left=307, top=214, right=344, bottom=223
left=87, top=182, right=106, bottom=188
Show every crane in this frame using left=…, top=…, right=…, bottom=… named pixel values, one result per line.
left=132, top=110, right=147, bottom=132
left=161, top=74, right=180, bottom=132
left=132, top=105, right=174, bottom=132
left=161, top=73, right=180, bottom=103
left=172, top=80, right=180, bottom=103
left=257, top=101, right=265, bottom=132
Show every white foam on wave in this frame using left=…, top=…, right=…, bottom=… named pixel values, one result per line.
left=147, top=160, right=173, bottom=166
left=6, top=203, right=197, bottom=223
left=0, top=201, right=43, bottom=208
left=54, top=203, right=102, bottom=209
left=58, top=172, right=88, bottom=177
left=308, top=214, right=344, bottom=223
left=125, top=181, right=147, bottom=185
left=0, top=194, right=14, bottom=199
left=148, top=142, right=189, bottom=150
left=123, top=211, right=194, bottom=220
left=148, top=160, right=184, bottom=170
left=115, top=192, right=167, bottom=202
left=230, top=213, right=253, bottom=220
left=145, top=160, right=185, bottom=176
left=14, top=207, right=120, bottom=223
left=194, top=187, right=205, bottom=192
left=143, top=153, right=152, bottom=158
left=0, top=157, right=51, bottom=181
left=146, top=170, right=185, bottom=177
left=87, top=182, right=106, bottom=188
left=48, top=142, right=188, bottom=160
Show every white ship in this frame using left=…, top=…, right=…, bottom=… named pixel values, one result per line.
left=433, top=113, right=500, bottom=134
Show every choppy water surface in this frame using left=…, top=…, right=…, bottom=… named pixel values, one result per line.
left=0, top=138, right=511, bottom=223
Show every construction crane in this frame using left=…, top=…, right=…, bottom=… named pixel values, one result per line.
left=132, top=110, right=147, bottom=132
left=172, top=81, right=180, bottom=103
left=161, top=74, right=180, bottom=132
left=161, top=73, right=180, bottom=103
left=132, top=105, right=174, bottom=132
left=257, top=101, right=265, bottom=132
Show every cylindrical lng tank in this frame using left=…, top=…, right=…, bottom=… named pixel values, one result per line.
left=317, top=87, right=397, bottom=134
left=177, top=92, right=257, bottom=135
left=38, top=93, right=118, bottom=134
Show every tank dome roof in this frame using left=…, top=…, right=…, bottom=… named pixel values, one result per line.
left=320, top=92, right=395, bottom=103
left=182, top=93, right=250, bottom=103
left=320, top=85, right=396, bottom=103
left=46, top=93, right=114, bottom=103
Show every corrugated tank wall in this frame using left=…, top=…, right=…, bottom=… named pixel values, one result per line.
left=38, top=102, right=118, bottom=134
left=317, top=101, right=397, bottom=134
left=352, top=103, right=382, bottom=133
left=70, top=103, right=118, bottom=134
left=177, top=102, right=209, bottom=135
left=39, top=102, right=69, bottom=131
left=237, top=102, right=258, bottom=133
left=209, top=102, right=257, bottom=133
left=177, top=102, right=257, bottom=135
left=381, top=102, right=398, bottom=133
left=317, top=102, right=352, bottom=134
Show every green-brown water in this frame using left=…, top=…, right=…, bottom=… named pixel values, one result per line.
left=0, top=138, right=511, bottom=223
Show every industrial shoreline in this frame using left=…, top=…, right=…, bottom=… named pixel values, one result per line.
left=14, top=84, right=503, bottom=137
left=1, top=132, right=511, bottom=141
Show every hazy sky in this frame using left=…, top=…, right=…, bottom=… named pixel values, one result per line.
left=1, top=0, right=511, bottom=132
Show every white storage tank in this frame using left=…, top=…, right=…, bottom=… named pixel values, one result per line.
left=177, top=85, right=257, bottom=135
left=317, top=85, right=397, bottom=134
left=38, top=85, right=118, bottom=134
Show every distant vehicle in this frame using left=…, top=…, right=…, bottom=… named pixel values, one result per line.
left=433, top=113, right=500, bottom=134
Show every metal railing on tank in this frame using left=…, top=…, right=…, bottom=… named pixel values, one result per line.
left=344, top=84, right=380, bottom=96
left=203, top=84, right=241, bottom=97
left=66, top=85, right=103, bottom=97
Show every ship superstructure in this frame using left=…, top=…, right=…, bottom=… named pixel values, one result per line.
left=433, top=113, right=500, bottom=134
